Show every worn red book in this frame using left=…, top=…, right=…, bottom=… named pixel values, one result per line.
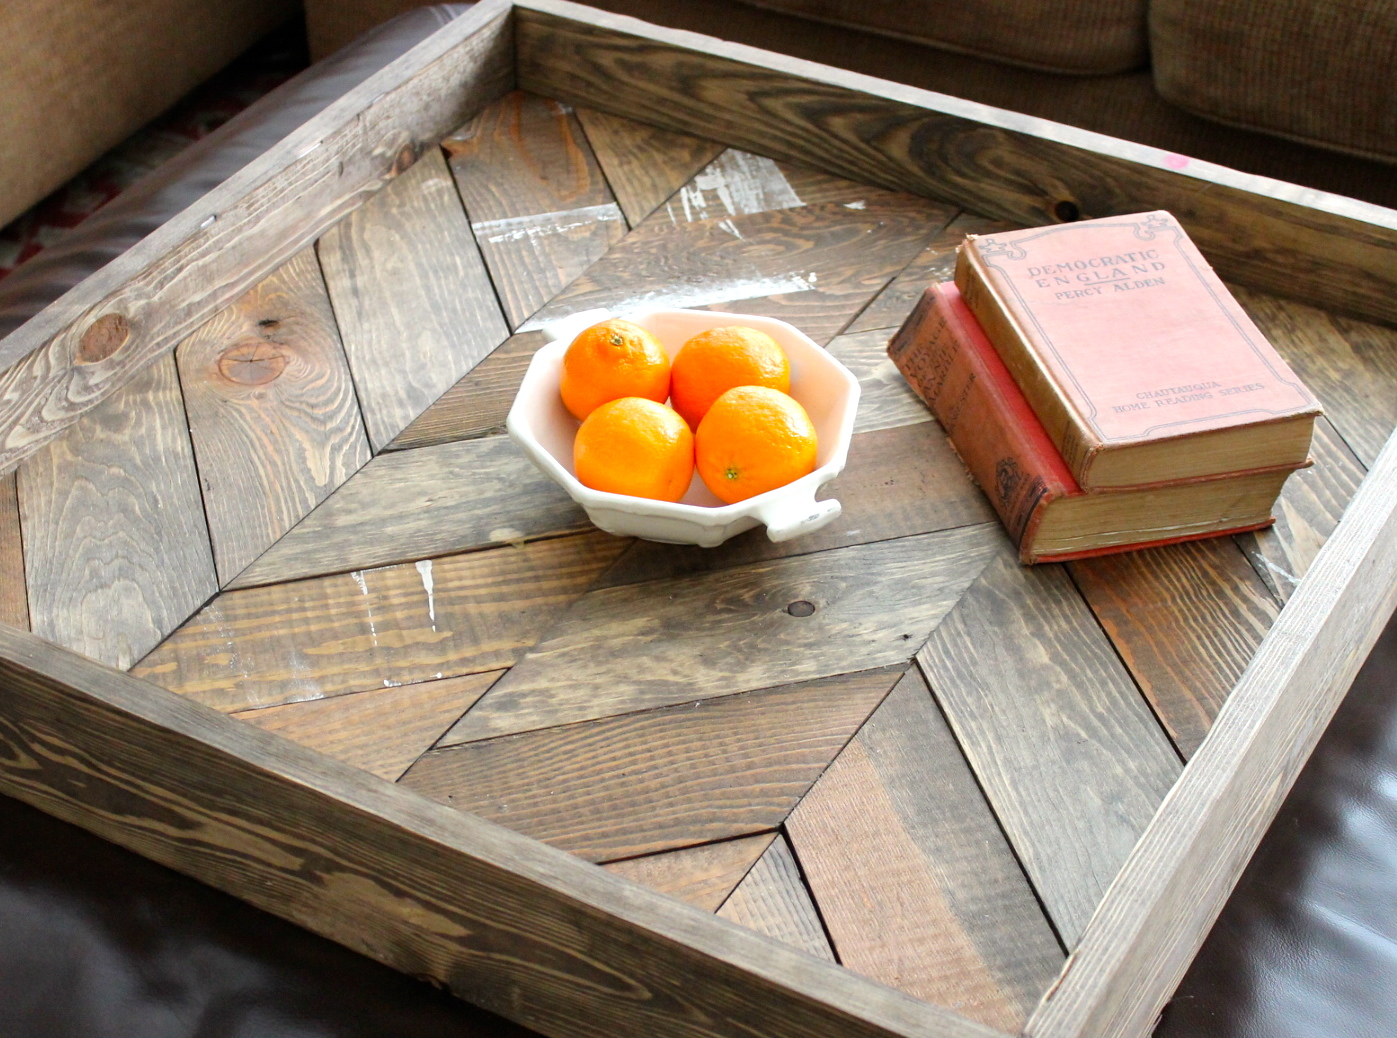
left=955, top=211, right=1322, bottom=489
left=888, top=282, right=1295, bottom=564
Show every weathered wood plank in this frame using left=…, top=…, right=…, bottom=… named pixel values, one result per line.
left=387, top=331, right=542, bottom=451
left=787, top=668, right=1063, bottom=1031
left=825, top=330, right=935, bottom=435
left=0, top=471, right=27, bottom=629
left=597, top=421, right=991, bottom=589
left=0, top=623, right=1006, bottom=1038
left=132, top=531, right=627, bottom=713
left=716, top=835, right=834, bottom=962
left=446, top=91, right=625, bottom=328
left=175, top=248, right=370, bottom=586
left=604, top=834, right=776, bottom=910
left=846, top=214, right=1013, bottom=334
left=516, top=1, right=1397, bottom=327
left=18, top=356, right=216, bottom=669
left=916, top=548, right=1182, bottom=947
left=411, top=667, right=900, bottom=861
left=575, top=106, right=724, bottom=225
left=449, top=523, right=1000, bottom=743
left=234, top=670, right=501, bottom=782
left=1236, top=416, right=1366, bottom=602
left=1069, top=539, right=1280, bottom=760
left=0, top=1, right=514, bottom=475
left=318, top=147, right=509, bottom=451
left=1235, top=286, right=1397, bottom=468
left=230, top=434, right=586, bottom=589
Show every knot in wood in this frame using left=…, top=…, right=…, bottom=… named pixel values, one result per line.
left=218, top=340, right=290, bottom=385
left=77, top=313, right=130, bottom=363
left=391, top=142, right=421, bottom=177
left=787, top=600, right=816, bottom=617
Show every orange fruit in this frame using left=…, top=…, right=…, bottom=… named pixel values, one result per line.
left=670, top=326, right=790, bottom=429
left=559, top=319, right=670, bottom=420
left=574, top=397, right=695, bottom=502
left=695, top=386, right=818, bottom=504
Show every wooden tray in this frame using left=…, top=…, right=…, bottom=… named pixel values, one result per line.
left=3, top=3, right=1397, bottom=1037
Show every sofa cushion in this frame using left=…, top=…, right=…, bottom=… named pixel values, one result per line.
left=734, top=0, right=1148, bottom=74
left=1152, top=0, right=1397, bottom=163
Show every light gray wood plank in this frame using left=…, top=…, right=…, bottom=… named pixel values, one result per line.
left=317, top=147, right=509, bottom=450
left=787, top=668, right=1063, bottom=1031
left=916, top=548, right=1182, bottom=947
left=605, top=834, right=776, bottom=910
left=575, top=106, right=725, bottom=225
left=176, top=248, right=370, bottom=585
left=717, top=835, right=834, bottom=962
left=230, top=434, right=586, bottom=589
left=447, top=523, right=1001, bottom=743
left=18, top=355, right=216, bottom=669
left=0, top=471, right=27, bottom=629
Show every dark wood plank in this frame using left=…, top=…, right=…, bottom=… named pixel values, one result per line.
left=1235, top=285, right=1397, bottom=468
left=387, top=331, right=542, bottom=451
left=175, top=248, right=370, bottom=586
left=1236, top=416, right=1366, bottom=602
left=132, top=530, right=628, bottom=714
left=520, top=196, right=949, bottom=345
left=1069, top=539, right=1280, bottom=759
left=787, top=668, right=1063, bottom=1031
left=716, top=834, right=834, bottom=962
left=575, top=106, right=724, bottom=225
left=406, top=667, right=900, bottom=862
left=449, top=523, right=1000, bottom=743
left=18, top=355, right=216, bottom=669
left=230, top=433, right=586, bottom=589
left=317, top=147, right=509, bottom=451
left=846, top=214, right=1014, bottom=334
left=0, top=471, right=27, bottom=629
left=603, top=834, right=775, bottom=910
left=0, top=1, right=513, bottom=476
left=825, top=330, right=935, bottom=435
left=446, top=91, right=625, bottom=329
left=597, top=421, right=992, bottom=589
left=916, top=548, right=1182, bottom=947
left=0, top=623, right=1006, bottom=1038
left=234, top=670, right=502, bottom=782
left=516, top=1, right=1397, bottom=329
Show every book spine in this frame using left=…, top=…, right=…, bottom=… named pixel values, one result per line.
left=954, top=241, right=1100, bottom=483
left=888, top=282, right=1078, bottom=561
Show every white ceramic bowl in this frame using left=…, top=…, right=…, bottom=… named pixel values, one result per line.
left=506, top=308, right=861, bottom=547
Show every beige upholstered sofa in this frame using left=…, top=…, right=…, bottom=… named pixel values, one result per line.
left=0, top=0, right=299, bottom=228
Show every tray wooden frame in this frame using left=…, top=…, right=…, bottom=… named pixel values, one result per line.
left=2, top=3, right=1397, bottom=1037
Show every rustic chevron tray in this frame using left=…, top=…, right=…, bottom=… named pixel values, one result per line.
left=3, top=4, right=1397, bottom=1038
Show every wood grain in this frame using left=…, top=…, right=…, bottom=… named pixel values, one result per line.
left=1237, top=416, right=1366, bottom=602
left=387, top=331, right=542, bottom=451
left=0, top=471, right=26, bottom=629
left=410, top=667, right=901, bottom=861
left=175, top=248, right=370, bottom=585
left=516, top=1, right=1397, bottom=329
left=575, top=106, right=724, bottom=225
left=230, top=433, right=586, bottom=589
left=916, top=548, right=1182, bottom=948
left=846, top=214, right=1014, bottom=334
left=18, top=355, right=216, bottom=669
left=605, top=834, right=775, bottom=910
left=787, top=668, right=1063, bottom=1031
left=448, top=523, right=1000, bottom=743
left=717, top=835, right=834, bottom=962
left=446, top=91, right=625, bottom=328
left=0, top=623, right=1006, bottom=1038
left=1235, top=286, right=1397, bottom=468
left=133, top=530, right=627, bottom=714
left=317, top=147, right=509, bottom=451
left=235, top=670, right=501, bottom=782
left=597, top=421, right=992, bottom=589
left=1070, top=539, right=1280, bottom=760
left=826, top=330, right=934, bottom=435
left=0, top=1, right=513, bottom=475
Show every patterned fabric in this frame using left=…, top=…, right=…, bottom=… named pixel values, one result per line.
left=1152, top=0, right=1397, bottom=163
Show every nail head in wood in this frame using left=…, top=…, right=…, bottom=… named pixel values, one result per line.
left=787, top=600, right=816, bottom=617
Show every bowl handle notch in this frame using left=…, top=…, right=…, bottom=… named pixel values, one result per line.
left=753, top=493, right=842, bottom=542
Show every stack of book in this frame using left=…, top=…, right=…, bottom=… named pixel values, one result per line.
left=888, top=210, right=1322, bottom=564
